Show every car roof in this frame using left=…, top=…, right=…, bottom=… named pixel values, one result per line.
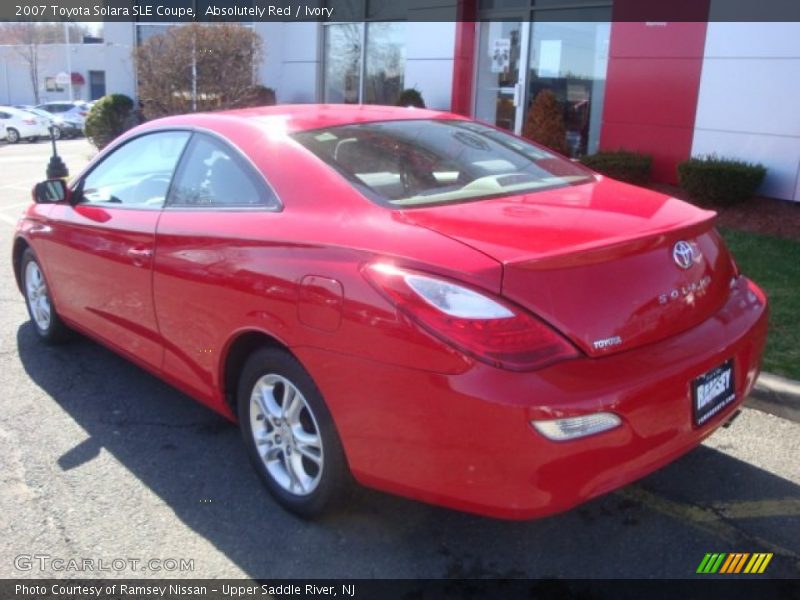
left=150, top=104, right=467, bottom=134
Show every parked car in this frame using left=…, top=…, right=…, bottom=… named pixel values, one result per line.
left=0, top=106, right=51, bottom=143
left=13, top=105, right=768, bottom=520
left=35, top=100, right=90, bottom=132
left=17, top=106, right=82, bottom=140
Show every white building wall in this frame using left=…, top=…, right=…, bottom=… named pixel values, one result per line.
left=0, top=24, right=136, bottom=106
left=256, top=22, right=321, bottom=104
left=101, top=23, right=137, bottom=101
left=692, top=22, right=800, bottom=201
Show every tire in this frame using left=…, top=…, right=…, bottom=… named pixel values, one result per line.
left=237, top=347, right=349, bottom=518
left=21, top=249, right=70, bottom=344
left=6, top=128, right=20, bottom=144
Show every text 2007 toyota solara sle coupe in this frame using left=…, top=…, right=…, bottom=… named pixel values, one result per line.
left=13, top=105, right=767, bottom=519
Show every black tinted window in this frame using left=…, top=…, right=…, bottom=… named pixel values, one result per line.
left=168, top=134, right=277, bottom=209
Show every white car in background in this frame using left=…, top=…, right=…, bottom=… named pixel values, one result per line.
left=0, top=106, right=51, bottom=143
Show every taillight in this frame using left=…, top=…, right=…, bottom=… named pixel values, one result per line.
left=363, top=263, right=579, bottom=371
left=79, top=111, right=88, bottom=117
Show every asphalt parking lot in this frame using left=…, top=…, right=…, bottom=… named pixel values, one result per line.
left=0, top=139, right=798, bottom=580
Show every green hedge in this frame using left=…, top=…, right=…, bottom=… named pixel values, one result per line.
left=395, top=88, right=425, bottom=108
left=85, top=94, right=138, bottom=150
left=677, top=156, right=766, bottom=206
left=580, top=150, right=652, bottom=185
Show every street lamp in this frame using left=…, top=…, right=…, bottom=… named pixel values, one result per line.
left=63, top=22, right=73, bottom=101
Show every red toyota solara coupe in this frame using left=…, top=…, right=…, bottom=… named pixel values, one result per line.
left=13, top=105, right=767, bottom=519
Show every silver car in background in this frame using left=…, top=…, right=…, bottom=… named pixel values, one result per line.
left=35, top=101, right=90, bottom=129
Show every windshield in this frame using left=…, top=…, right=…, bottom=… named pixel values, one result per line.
left=292, top=119, right=594, bottom=208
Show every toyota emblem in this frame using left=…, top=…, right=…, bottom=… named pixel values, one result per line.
left=672, top=241, right=696, bottom=269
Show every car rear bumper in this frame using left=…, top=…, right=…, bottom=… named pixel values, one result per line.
left=295, top=276, right=768, bottom=519
left=57, top=122, right=83, bottom=134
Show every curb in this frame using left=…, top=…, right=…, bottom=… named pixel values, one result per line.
left=745, top=372, right=800, bottom=423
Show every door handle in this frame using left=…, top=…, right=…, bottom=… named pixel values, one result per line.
left=513, top=82, right=523, bottom=108
left=127, top=247, right=153, bottom=265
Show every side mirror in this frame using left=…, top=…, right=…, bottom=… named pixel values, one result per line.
left=33, top=179, right=69, bottom=204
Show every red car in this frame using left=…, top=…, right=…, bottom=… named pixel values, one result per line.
left=13, top=105, right=767, bottom=519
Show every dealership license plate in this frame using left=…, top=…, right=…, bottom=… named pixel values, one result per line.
left=692, top=360, right=735, bottom=426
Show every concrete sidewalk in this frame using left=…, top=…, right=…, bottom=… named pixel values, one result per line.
left=747, top=372, right=800, bottom=423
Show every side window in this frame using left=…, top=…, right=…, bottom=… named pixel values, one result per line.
left=168, top=134, right=278, bottom=208
left=79, top=131, right=190, bottom=208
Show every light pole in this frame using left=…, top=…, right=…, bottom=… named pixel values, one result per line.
left=191, top=30, right=197, bottom=111
left=63, top=22, right=73, bottom=101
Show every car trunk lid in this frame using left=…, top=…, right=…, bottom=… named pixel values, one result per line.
left=401, top=179, right=735, bottom=357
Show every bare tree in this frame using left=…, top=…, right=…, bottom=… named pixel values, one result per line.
left=135, top=24, right=264, bottom=120
left=4, top=23, right=45, bottom=104
left=0, top=22, right=89, bottom=104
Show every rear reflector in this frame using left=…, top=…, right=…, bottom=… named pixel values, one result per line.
left=532, top=412, right=621, bottom=441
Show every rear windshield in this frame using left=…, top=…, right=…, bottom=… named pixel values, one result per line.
left=292, top=119, right=594, bottom=208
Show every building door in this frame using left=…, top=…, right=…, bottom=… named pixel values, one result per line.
left=473, top=21, right=530, bottom=134
left=473, top=3, right=612, bottom=155
left=89, top=70, right=106, bottom=100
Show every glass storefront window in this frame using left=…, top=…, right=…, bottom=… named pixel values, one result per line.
left=364, top=23, right=406, bottom=104
left=473, top=2, right=611, bottom=157
left=526, top=21, right=610, bottom=157
left=323, top=23, right=362, bottom=104
left=323, top=22, right=406, bottom=106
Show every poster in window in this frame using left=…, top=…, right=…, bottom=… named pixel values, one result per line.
left=490, top=39, right=511, bottom=73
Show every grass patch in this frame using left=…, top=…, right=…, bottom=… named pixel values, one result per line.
left=720, top=228, right=800, bottom=380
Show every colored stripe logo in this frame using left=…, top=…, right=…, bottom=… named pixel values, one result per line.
left=697, top=553, right=773, bottom=574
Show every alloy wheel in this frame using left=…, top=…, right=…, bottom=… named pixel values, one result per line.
left=25, top=260, right=52, bottom=331
left=248, top=373, right=324, bottom=496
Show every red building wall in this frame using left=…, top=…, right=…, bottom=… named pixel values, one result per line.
left=600, top=1, right=711, bottom=183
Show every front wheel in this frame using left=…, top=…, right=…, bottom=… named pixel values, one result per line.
left=21, top=249, right=69, bottom=343
left=6, top=128, right=20, bottom=143
left=237, top=347, right=349, bottom=518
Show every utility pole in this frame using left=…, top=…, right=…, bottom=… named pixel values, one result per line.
left=64, top=22, right=73, bottom=101
left=191, top=30, right=197, bottom=111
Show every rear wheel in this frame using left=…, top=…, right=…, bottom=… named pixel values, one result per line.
left=21, top=249, right=69, bottom=344
left=6, top=128, right=19, bottom=143
left=237, top=347, right=349, bottom=518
